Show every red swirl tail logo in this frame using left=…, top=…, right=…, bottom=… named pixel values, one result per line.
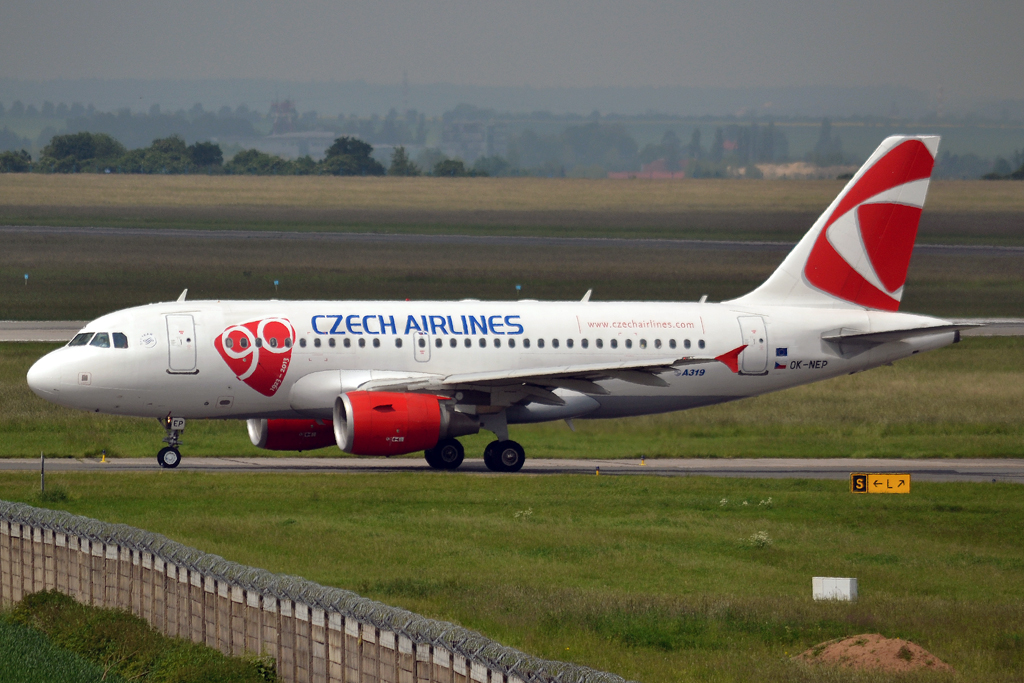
left=214, top=318, right=295, bottom=396
left=803, top=139, right=935, bottom=311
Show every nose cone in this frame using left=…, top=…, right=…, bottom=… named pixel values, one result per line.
left=27, top=353, right=62, bottom=399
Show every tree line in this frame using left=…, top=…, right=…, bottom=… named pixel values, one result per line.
left=0, top=131, right=489, bottom=177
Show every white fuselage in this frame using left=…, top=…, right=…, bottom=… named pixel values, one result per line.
left=27, top=299, right=955, bottom=423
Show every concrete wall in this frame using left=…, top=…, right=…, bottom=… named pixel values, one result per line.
left=0, top=518, right=527, bottom=683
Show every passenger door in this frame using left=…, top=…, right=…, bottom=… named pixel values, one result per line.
left=737, top=316, right=768, bottom=374
left=166, top=314, right=198, bottom=373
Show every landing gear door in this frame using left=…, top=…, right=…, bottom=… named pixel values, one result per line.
left=413, top=331, right=430, bottom=362
left=166, top=314, right=197, bottom=372
left=737, top=316, right=768, bottom=374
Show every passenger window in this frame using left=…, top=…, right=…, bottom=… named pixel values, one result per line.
left=269, top=338, right=278, bottom=348
left=113, top=333, right=128, bottom=349
left=478, top=338, right=486, bottom=348
left=552, top=339, right=560, bottom=349
left=538, top=339, right=545, bottom=348
left=255, top=338, right=263, bottom=348
left=581, top=339, right=588, bottom=349
left=494, top=338, right=501, bottom=348
left=434, top=338, right=442, bottom=348
left=90, top=333, right=110, bottom=348
left=566, top=339, right=574, bottom=348
left=240, top=338, right=249, bottom=349
left=285, top=338, right=292, bottom=348
left=396, top=338, right=403, bottom=348
left=299, top=338, right=307, bottom=348
left=655, top=339, right=662, bottom=349
left=684, top=339, right=691, bottom=349
left=464, top=338, right=472, bottom=348
left=418, top=337, right=426, bottom=348
left=373, top=338, right=380, bottom=348
left=314, top=338, right=321, bottom=348
left=524, top=339, right=531, bottom=348
left=359, top=338, right=366, bottom=348
left=669, top=339, right=676, bottom=349
left=508, top=338, right=516, bottom=348
left=343, top=338, right=350, bottom=348
left=698, top=340, right=706, bottom=349
left=329, top=338, right=336, bottom=348
left=449, top=338, right=457, bottom=348
left=610, top=339, right=618, bottom=349
left=596, top=339, right=603, bottom=349
left=639, top=339, right=647, bottom=349
left=625, top=339, right=632, bottom=349
left=69, top=333, right=94, bottom=347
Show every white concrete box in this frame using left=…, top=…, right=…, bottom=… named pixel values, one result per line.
left=812, top=577, right=858, bottom=601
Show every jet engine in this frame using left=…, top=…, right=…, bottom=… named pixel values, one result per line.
left=247, top=418, right=337, bottom=451
left=333, top=391, right=479, bottom=456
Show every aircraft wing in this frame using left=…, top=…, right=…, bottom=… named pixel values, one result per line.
left=821, top=324, right=980, bottom=345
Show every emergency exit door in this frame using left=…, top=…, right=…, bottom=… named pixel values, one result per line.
left=737, top=316, right=768, bottom=374
left=166, top=314, right=197, bottom=372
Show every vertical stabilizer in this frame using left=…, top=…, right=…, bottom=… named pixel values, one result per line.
left=731, top=135, right=940, bottom=310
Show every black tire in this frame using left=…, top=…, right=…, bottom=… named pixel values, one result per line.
left=495, top=440, right=525, bottom=473
left=424, top=447, right=443, bottom=469
left=483, top=440, right=502, bottom=471
left=157, top=447, right=181, bottom=469
left=434, top=438, right=465, bottom=470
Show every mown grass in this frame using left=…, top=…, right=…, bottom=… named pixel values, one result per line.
left=1, top=175, right=1023, bottom=244
left=0, top=473, right=1020, bottom=682
left=5, top=590, right=276, bottom=682
left=0, top=614, right=125, bottom=683
left=0, top=230, right=1022, bottom=322
left=2, top=337, right=1023, bottom=459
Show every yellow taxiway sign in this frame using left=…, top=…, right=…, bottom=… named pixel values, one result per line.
left=850, top=473, right=911, bottom=494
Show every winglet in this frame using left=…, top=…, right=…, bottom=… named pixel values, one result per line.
left=714, top=345, right=747, bottom=373
left=177, top=289, right=188, bottom=302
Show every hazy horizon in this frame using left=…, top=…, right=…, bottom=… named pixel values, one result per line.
left=3, top=0, right=1022, bottom=110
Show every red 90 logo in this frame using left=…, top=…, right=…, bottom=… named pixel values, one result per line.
left=214, top=318, right=295, bottom=396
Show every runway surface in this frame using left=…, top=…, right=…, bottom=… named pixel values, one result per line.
left=3, top=224, right=1024, bottom=257
left=3, top=457, right=1022, bottom=483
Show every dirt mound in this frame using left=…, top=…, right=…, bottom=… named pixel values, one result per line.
left=795, top=633, right=953, bottom=673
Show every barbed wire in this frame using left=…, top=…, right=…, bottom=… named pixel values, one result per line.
left=0, top=500, right=634, bottom=683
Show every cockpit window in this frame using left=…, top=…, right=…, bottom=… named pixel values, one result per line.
left=90, top=333, right=111, bottom=348
left=113, top=332, right=128, bottom=349
left=68, top=333, right=94, bottom=347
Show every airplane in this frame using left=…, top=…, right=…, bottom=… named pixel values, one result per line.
left=27, top=135, right=975, bottom=472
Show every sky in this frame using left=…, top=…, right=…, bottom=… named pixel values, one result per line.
left=2, top=0, right=1022, bottom=104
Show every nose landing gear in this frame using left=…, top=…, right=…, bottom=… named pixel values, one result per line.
left=158, top=416, right=185, bottom=468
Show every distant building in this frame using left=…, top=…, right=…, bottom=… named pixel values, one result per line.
left=608, top=158, right=687, bottom=179
left=441, top=121, right=508, bottom=162
left=270, top=100, right=298, bottom=135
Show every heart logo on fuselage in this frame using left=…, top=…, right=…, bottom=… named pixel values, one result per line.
left=213, top=318, right=295, bottom=396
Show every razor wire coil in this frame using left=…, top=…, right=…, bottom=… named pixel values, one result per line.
left=0, top=500, right=634, bottom=683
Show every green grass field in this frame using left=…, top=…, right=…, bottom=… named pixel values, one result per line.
left=2, top=175, right=1023, bottom=244
left=0, top=616, right=124, bottom=683
left=3, top=337, right=1023, bottom=459
left=0, top=472, right=1021, bottom=682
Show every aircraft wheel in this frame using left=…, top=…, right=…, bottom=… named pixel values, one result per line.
left=157, top=447, right=181, bottom=469
left=495, top=440, right=525, bottom=473
left=483, top=440, right=502, bottom=472
left=424, top=447, right=443, bottom=469
left=435, top=438, right=465, bottom=470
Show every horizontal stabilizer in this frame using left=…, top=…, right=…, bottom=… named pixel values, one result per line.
left=822, top=324, right=979, bottom=345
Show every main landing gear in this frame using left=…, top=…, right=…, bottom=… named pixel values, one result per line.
left=483, top=440, right=526, bottom=473
left=158, top=416, right=184, bottom=469
left=423, top=438, right=527, bottom=472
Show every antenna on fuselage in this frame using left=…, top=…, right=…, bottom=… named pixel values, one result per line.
left=177, top=289, right=188, bottom=302
left=581, top=289, right=592, bottom=303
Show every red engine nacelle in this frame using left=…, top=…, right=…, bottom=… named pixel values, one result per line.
left=247, top=418, right=337, bottom=452
left=333, top=391, right=445, bottom=456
